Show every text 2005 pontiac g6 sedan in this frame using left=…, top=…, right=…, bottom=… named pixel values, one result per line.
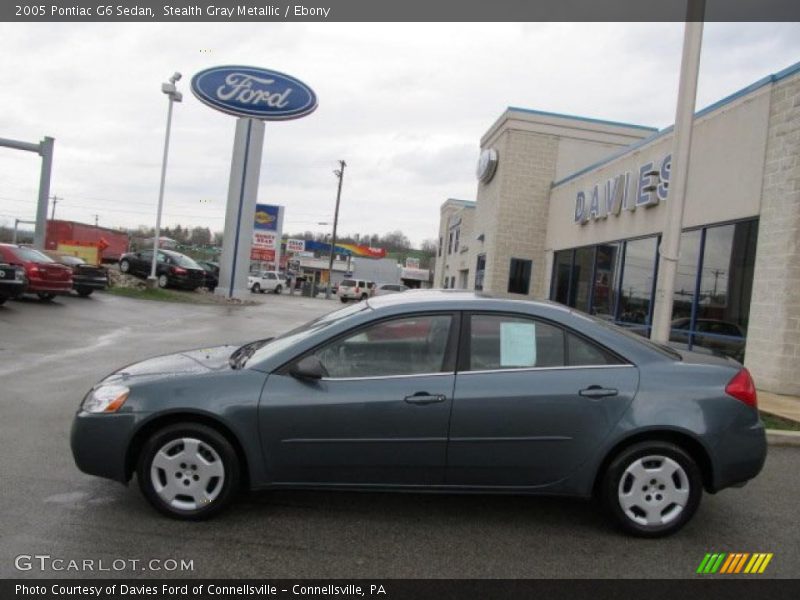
left=71, top=291, right=766, bottom=536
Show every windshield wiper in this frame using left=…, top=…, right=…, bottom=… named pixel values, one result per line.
left=229, top=338, right=273, bottom=369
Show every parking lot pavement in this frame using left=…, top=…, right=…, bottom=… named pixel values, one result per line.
left=1, top=292, right=799, bottom=579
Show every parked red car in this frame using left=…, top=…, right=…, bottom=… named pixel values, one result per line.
left=0, top=243, right=73, bottom=301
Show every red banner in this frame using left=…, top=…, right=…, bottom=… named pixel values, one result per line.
left=251, top=248, right=275, bottom=261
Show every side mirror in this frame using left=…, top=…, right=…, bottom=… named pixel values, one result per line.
left=290, top=355, right=327, bottom=380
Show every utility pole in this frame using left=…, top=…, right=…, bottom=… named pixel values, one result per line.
left=93, top=214, right=99, bottom=227
left=49, top=195, right=60, bottom=220
left=325, top=160, right=347, bottom=300
left=651, top=4, right=704, bottom=343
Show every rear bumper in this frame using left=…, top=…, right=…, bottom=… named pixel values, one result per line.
left=70, top=411, right=137, bottom=483
left=710, top=415, right=767, bottom=492
left=73, top=275, right=109, bottom=290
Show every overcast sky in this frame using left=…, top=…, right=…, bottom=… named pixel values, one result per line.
left=1, top=22, right=799, bottom=246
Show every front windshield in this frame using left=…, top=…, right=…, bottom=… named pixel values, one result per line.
left=243, top=302, right=370, bottom=367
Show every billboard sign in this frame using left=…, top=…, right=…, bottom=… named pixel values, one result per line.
left=287, top=239, right=305, bottom=253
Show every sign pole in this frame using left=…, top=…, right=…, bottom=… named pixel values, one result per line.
left=216, top=117, right=265, bottom=299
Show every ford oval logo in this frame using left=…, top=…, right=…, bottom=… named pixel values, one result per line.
left=191, top=65, right=318, bottom=121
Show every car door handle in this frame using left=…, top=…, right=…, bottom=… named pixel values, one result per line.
left=579, top=385, right=618, bottom=399
left=404, top=392, right=446, bottom=405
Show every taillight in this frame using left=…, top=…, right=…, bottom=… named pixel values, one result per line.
left=726, top=368, right=757, bottom=408
left=171, top=267, right=187, bottom=275
left=355, top=286, right=360, bottom=294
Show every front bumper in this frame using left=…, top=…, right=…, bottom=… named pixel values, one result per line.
left=0, top=280, right=25, bottom=298
left=70, top=411, right=138, bottom=483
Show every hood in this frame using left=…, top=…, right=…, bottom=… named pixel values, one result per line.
left=102, top=344, right=237, bottom=385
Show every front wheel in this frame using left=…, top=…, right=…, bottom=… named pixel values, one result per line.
left=137, top=423, right=240, bottom=520
left=601, top=441, right=702, bottom=537
left=273, top=285, right=282, bottom=295
left=76, top=287, right=93, bottom=297
left=251, top=283, right=261, bottom=294
left=37, top=292, right=55, bottom=302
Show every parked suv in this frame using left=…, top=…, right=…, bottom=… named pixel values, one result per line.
left=0, top=261, right=26, bottom=305
left=338, top=279, right=375, bottom=302
left=248, top=271, right=284, bottom=294
left=119, top=249, right=205, bottom=290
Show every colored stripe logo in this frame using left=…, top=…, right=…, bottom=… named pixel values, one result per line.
left=696, top=553, right=773, bottom=574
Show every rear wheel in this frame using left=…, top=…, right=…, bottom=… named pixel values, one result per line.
left=340, top=297, right=348, bottom=303
left=157, top=274, right=168, bottom=288
left=601, top=441, right=701, bottom=537
left=76, top=287, right=93, bottom=297
left=0, top=297, right=6, bottom=305
left=137, top=422, right=240, bottom=520
left=360, top=293, right=368, bottom=301
left=119, top=259, right=130, bottom=273
left=37, top=292, right=55, bottom=302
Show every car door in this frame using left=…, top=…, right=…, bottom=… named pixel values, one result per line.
left=134, top=251, right=152, bottom=276
left=258, top=312, right=459, bottom=486
left=447, top=312, right=638, bottom=488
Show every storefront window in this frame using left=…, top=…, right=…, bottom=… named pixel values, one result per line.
left=475, top=254, right=486, bottom=291
left=508, top=258, right=532, bottom=295
left=552, top=250, right=572, bottom=305
left=570, top=247, right=594, bottom=312
left=617, top=236, right=658, bottom=333
left=550, top=220, right=758, bottom=359
left=591, top=243, right=622, bottom=320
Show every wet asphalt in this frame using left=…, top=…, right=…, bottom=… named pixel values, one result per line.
left=0, top=291, right=798, bottom=579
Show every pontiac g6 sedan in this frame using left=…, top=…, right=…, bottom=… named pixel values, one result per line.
left=71, top=291, right=766, bottom=536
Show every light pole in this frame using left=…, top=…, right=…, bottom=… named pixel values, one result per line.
left=325, top=160, right=346, bottom=299
left=147, top=72, right=182, bottom=288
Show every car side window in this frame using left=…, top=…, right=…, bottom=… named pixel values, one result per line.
left=468, top=314, right=564, bottom=371
left=566, top=332, right=623, bottom=366
left=313, top=314, right=453, bottom=378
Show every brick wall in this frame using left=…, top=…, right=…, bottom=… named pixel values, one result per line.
left=745, top=74, right=800, bottom=395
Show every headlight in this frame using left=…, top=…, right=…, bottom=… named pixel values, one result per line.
left=83, top=385, right=130, bottom=413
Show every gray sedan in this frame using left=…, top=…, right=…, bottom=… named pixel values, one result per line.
left=70, top=291, right=766, bottom=536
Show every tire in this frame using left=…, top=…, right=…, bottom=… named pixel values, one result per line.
left=601, top=441, right=702, bottom=537
left=360, top=293, right=368, bottom=301
left=76, top=288, right=93, bottom=297
left=157, top=274, right=168, bottom=289
left=340, top=297, right=348, bottom=303
left=251, top=283, right=261, bottom=294
left=37, top=292, right=55, bottom=302
left=0, top=296, right=6, bottom=305
left=120, top=260, right=130, bottom=273
left=137, top=422, right=240, bottom=520
left=274, top=285, right=282, bottom=295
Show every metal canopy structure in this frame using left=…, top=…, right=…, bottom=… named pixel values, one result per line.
left=0, top=135, right=55, bottom=249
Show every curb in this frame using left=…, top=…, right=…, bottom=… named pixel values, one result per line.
left=766, top=429, right=800, bottom=446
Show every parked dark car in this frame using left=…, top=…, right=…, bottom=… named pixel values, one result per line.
left=71, top=291, right=766, bottom=536
left=0, top=261, right=26, bottom=305
left=0, top=243, right=73, bottom=301
left=43, top=251, right=109, bottom=297
left=197, top=260, right=219, bottom=291
left=118, top=249, right=205, bottom=290
left=670, top=317, right=746, bottom=363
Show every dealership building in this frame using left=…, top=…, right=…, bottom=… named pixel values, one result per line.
left=434, top=61, right=800, bottom=395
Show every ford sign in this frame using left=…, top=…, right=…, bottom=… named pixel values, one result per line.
left=191, top=65, right=318, bottom=120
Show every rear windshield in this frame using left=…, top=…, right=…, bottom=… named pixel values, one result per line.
left=341, top=279, right=356, bottom=286
left=584, top=313, right=682, bottom=360
left=168, top=253, right=202, bottom=269
left=11, top=246, right=54, bottom=263
left=59, top=255, right=85, bottom=265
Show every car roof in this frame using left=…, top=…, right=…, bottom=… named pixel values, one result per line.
left=365, top=289, right=574, bottom=313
